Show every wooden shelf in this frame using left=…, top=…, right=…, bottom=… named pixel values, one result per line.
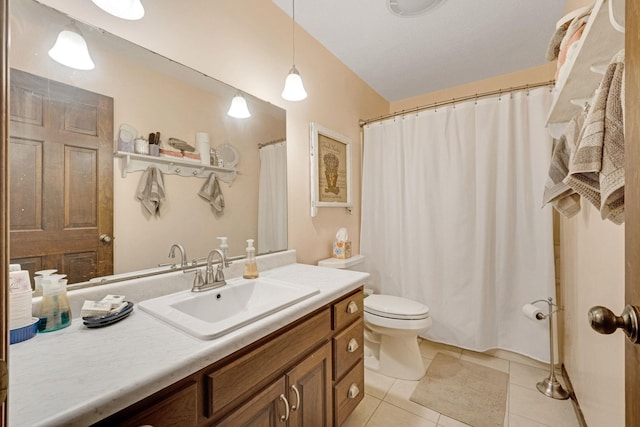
left=546, top=0, right=625, bottom=125
left=115, top=151, right=237, bottom=185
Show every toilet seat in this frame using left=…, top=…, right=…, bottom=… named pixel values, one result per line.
left=364, top=294, right=430, bottom=320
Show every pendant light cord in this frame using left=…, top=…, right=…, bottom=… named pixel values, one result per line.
left=291, top=0, right=296, bottom=66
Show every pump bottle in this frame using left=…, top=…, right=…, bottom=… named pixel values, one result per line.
left=243, top=239, right=259, bottom=279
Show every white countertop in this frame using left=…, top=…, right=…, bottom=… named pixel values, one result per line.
left=8, top=257, right=369, bottom=427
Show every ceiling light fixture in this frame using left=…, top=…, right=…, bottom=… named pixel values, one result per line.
left=91, top=0, right=145, bottom=20
left=281, top=0, right=307, bottom=101
left=387, top=0, right=446, bottom=17
left=48, top=28, right=95, bottom=70
left=227, top=93, right=251, bottom=119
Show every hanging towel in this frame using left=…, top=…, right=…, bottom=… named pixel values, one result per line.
left=564, top=49, right=625, bottom=224
left=543, top=113, right=585, bottom=218
left=135, top=166, right=165, bottom=216
left=198, top=174, right=225, bottom=213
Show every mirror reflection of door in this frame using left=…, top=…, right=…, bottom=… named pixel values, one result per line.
left=9, top=69, right=114, bottom=285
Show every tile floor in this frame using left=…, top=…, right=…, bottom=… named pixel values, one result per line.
left=343, top=339, right=581, bottom=427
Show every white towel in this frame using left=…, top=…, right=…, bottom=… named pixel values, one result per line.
left=198, top=174, right=225, bottom=213
left=135, top=166, right=165, bottom=216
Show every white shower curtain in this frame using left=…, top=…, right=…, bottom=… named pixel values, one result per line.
left=258, top=142, right=288, bottom=254
left=361, top=88, right=555, bottom=362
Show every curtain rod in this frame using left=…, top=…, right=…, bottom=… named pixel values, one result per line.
left=359, top=80, right=555, bottom=127
left=258, top=138, right=286, bottom=148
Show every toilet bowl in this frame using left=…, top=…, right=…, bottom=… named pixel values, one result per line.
left=317, top=255, right=431, bottom=380
left=363, top=294, right=431, bottom=380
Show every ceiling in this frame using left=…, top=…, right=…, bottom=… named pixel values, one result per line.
left=272, top=0, right=567, bottom=102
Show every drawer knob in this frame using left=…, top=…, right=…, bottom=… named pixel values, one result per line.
left=346, top=301, right=359, bottom=314
left=347, top=338, right=359, bottom=353
left=348, top=383, right=360, bottom=399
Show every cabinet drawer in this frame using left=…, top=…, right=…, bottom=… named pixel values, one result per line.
left=333, top=360, right=364, bottom=427
left=207, top=308, right=331, bottom=419
left=333, top=318, right=363, bottom=380
left=332, top=288, right=363, bottom=331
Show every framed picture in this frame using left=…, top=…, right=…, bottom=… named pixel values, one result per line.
left=309, top=122, right=352, bottom=217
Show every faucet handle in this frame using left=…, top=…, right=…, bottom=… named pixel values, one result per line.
left=214, top=264, right=226, bottom=283
left=192, top=269, right=205, bottom=290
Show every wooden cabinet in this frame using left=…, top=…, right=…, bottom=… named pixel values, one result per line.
left=93, top=287, right=364, bottom=427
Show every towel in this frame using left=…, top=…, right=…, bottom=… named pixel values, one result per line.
left=564, top=49, right=625, bottom=224
left=198, top=174, right=225, bottom=213
left=543, top=113, right=585, bottom=218
left=135, top=166, right=165, bottom=216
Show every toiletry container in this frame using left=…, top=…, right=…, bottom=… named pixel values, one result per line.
left=38, top=275, right=72, bottom=332
left=318, top=254, right=431, bottom=380
left=243, top=239, right=259, bottom=279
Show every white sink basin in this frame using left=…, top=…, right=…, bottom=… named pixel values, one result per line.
left=138, top=277, right=319, bottom=339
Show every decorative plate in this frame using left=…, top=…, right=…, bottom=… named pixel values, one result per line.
left=215, top=143, right=239, bottom=167
left=118, top=123, right=138, bottom=143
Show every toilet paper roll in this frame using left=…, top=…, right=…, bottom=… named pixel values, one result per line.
left=522, top=303, right=544, bottom=321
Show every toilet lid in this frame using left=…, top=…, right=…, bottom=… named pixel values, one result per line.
left=364, top=294, right=430, bottom=320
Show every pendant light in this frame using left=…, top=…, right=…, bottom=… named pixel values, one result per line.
left=91, top=0, right=145, bottom=20
left=281, top=0, right=307, bottom=101
left=227, top=93, right=251, bottom=119
left=48, top=29, right=95, bottom=70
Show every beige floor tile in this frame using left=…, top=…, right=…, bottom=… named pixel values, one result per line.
left=509, top=362, right=550, bottom=391
left=460, top=350, right=510, bottom=373
left=419, top=339, right=462, bottom=360
left=508, top=413, right=552, bottom=427
left=485, top=349, right=548, bottom=371
left=436, top=414, right=473, bottom=426
left=367, top=401, right=437, bottom=427
left=364, top=368, right=396, bottom=400
left=509, top=384, right=580, bottom=427
left=342, top=394, right=382, bottom=427
left=383, top=379, right=440, bottom=422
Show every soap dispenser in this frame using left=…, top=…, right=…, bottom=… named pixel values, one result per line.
left=217, top=236, right=229, bottom=266
left=243, top=239, right=259, bottom=279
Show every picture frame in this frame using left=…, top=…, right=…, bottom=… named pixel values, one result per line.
left=309, top=122, right=352, bottom=217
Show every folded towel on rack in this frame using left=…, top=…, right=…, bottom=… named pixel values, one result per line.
left=198, top=174, right=225, bottom=213
left=135, top=166, right=165, bottom=216
left=564, top=49, right=625, bottom=224
left=543, top=113, right=585, bottom=218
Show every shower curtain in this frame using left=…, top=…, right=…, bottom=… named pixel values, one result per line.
left=258, top=142, right=288, bottom=254
left=361, top=88, right=555, bottom=362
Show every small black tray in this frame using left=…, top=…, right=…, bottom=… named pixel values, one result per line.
left=83, top=302, right=134, bottom=328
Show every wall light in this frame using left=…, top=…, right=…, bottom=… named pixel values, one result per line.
left=48, top=29, right=95, bottom=70
left=281, top=0, right=307, bottom=101
left=91, top=0, right=145, bottom=20
left=227, top=93, right=251, bottom=119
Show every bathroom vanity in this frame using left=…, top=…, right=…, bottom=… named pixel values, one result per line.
left=8, top=251, right=368, bottom=426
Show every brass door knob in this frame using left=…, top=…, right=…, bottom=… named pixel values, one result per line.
left=588, top=305, right=640, bottom=344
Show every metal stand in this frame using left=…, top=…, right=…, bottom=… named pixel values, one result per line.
left=530, top=297, right=569, bottom=400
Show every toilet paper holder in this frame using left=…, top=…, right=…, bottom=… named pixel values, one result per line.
left=527, top=296, right=569, bottom=400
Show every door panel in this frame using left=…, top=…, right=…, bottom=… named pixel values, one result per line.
left=8, top=69, right=113, bottom=285
left=625, top=2, right=640, bottom=425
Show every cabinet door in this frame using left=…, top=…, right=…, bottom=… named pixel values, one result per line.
left=216, top=377, right=288, bottom=427
left=287, top=342, right=332, bottom=427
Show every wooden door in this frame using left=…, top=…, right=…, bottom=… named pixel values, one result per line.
left=625, top=2, right=640, bottom=425
left=287, top=342, right=332, bottom=427
left=8, top=69, right=113, bottom=285
left=216, top=377, right=288, bottom=427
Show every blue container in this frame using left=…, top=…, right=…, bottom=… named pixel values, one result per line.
left=10, top=318, right=39, bottom=344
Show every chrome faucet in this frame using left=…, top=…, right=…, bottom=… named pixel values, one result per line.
left=168, top=244, right=188, bottom=268
left=191, top=248, right=227, bottom=292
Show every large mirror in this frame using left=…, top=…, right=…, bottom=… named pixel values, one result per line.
left=9, top=0, right=288, bottom=287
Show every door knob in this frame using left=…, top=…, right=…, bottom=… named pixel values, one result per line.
left=588, top=305, right=640, bottom=344
left=99, top=234, right=112, bottom=243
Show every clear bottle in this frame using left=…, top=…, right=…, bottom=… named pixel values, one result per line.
left=243, top=239, right=259, bottom=279
left=39, top=276, right=72, bottom=332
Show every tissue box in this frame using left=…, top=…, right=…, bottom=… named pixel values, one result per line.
left=332, top=240, right=352, bottom=259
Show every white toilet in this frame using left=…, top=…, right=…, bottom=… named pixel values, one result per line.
left=318, top=255, right=431, bottom=380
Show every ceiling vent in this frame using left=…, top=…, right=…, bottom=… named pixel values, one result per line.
left=387, top=0, right=446, bottom=17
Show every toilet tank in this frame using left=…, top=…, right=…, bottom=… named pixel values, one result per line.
left=317, top=254, right=372, bottom=295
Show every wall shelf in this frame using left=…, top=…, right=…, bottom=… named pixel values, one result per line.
left=115, top=151, right=237, bottom=185
left=546, top=0, right=625, bottom=125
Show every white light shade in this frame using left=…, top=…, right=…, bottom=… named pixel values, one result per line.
left=48, top=30, right=95, bottom=70
left=227, top=94, right=251, bottom=118
left=91, top=0, right=145, bottom=20
left=281, top=66, right=307, bottom=101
